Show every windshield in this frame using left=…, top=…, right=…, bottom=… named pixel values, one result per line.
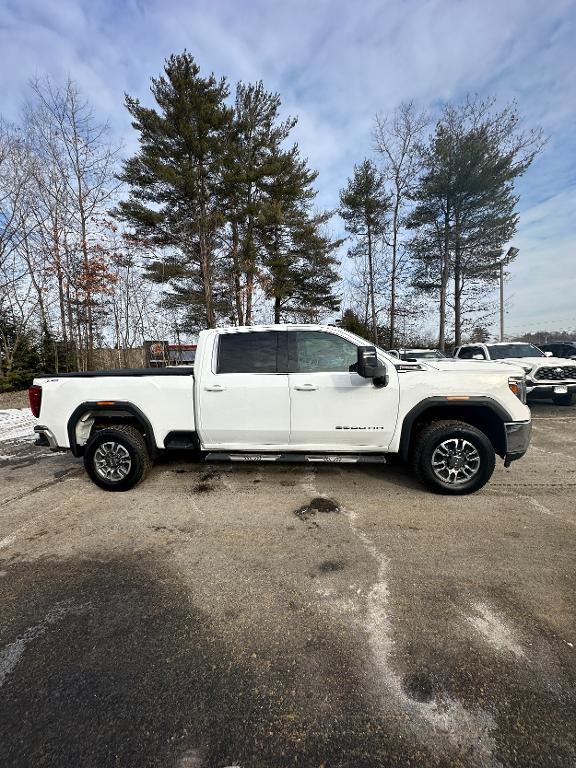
left=402, top=350, right=447, bottom=360
left=486, top=344, right=544, bottom=359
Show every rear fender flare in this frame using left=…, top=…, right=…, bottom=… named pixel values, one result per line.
left=67, top=401, right=158, bottom=458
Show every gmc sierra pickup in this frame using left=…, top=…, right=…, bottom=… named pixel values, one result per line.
left=30, top=324, right=532, bottom=494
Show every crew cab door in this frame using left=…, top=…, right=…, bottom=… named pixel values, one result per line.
left=287, top=330, right=400, bottom=450
left=197, top=330, right=290, bottom=448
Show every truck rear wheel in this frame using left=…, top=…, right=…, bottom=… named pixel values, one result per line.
left=84, top=424, right=151, bottom=491
left=412, top=420, right=495, bottom=495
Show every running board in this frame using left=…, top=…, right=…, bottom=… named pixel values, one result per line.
left=204, top=452, right=386, bottom=464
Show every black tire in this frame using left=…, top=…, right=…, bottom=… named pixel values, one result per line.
left=84, top=424, right=151, bottom=491
left=552, top=393, right=573, bottom=406
left=411, top=420, right=495, bottom=495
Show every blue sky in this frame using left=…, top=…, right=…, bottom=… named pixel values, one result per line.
left=1, top=0, right=575, bottom=334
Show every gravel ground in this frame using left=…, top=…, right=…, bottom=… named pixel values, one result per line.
left=0, top=401, right=574, bottom=768
left=0, top=390, right=29, bottom=410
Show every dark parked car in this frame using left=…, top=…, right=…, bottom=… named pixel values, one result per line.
left=539, top=341, right=576, bottom=360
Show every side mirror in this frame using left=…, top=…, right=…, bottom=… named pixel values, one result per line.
left=472, top=354, right=485, bottom=361
left=544, top=351, right=553, bottom=357
left=356, top=346, right=388, bottom=388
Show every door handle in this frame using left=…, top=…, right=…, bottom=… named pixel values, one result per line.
left=294, top=384, right=318, bottom=391
left=204, top=384, right=225, bottom=392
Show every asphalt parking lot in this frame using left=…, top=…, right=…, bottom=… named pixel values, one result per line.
left=0, top=400, right=575, bottom=768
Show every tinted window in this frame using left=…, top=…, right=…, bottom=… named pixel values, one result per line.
left=486, top=344, right=544, bottom=359
left=458, top=346, right=484, bottom=360
left=217, top=332, right=279, bottom=373
left=291, top=331, right=358, bottom=373
left=402, top=350, right=447, bottom=360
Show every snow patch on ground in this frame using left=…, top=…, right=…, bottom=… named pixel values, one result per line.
left=0, top=599, right=92, bottom=688
left=467, top=602, right=525, bottom=658
left=0, top=408, right=37, bottom=442
left=345, top=508, right=500, bottom=768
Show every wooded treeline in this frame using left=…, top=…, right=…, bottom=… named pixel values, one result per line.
left=0, top=51, right=545, bottom=388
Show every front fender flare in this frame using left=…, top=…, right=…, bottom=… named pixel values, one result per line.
left=399, top=396, right=513, bottom=460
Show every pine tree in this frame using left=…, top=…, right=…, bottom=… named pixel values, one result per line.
left=259, top=148, right=341, bottom=323
left=222, top=82, right=298, bottom=324
left=339, top=160, right=390, bottom=343
left=116, top=52, right=233, bottom=330
left=409, top=98, right=544, bottom=347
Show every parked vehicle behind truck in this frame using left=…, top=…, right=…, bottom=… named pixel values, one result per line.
left=454, top=341, right=576, bottom=405
left=30, top=324, right=532, bottom=494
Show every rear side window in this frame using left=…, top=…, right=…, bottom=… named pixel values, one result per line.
left=217, top=331, right=280, bottom=374
left=289, top=331, right=358, bottom=373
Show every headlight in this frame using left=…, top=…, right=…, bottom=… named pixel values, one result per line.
left=508, top=375, right=527, bottom=403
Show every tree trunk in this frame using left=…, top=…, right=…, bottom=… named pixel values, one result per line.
left=367, top=223, right=378, bottom=344
left=198, top=230, right=215, bottom=328
left=230, top=222, right=244, bottom=325
left=438, top=208, right=450, bottom=351
left=453, top=215, right=462, bottom=347
left=244, top=228, right=255, bottom=326
left=454, top=260, right=462, bottom=347
left=52, top=222, right=69, bottom=370
left=389, top=200, right=399, bottom=348
left=274, top=295, right=281, bottom=324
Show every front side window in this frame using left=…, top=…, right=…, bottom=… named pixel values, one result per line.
left=290, top=331, right=358, bottom=373
left=217, top=331, right=279, bottom=373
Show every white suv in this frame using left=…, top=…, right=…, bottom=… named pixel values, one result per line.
left=454, top=342, right=576, bottom=405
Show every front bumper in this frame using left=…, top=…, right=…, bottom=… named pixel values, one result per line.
left=526, top=381, right=576, bottom=398
left=504, top=420, right=532, bottom=465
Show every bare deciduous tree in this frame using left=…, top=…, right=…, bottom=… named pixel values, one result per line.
left=374, top=102, right=428, bottom=348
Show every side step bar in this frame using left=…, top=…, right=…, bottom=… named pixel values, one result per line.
left=204, top=452, right=386, bottom=464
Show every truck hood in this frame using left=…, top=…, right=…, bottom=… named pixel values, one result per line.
left=493, top=356, right=571, bottom=372
left=421, top=360, right=525, bottom=375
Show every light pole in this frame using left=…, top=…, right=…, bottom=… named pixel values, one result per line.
left=500, top=247, right=518, bottom=341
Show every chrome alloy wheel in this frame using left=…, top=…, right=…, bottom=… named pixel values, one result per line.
left=431, top=438, right=481, bottom=485
left=93, top=441, right=132, bottom=482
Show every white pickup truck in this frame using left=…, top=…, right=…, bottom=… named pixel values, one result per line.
left=454, top=342, right=576, bottom=405
left=30, top=324, right=532, bottom=495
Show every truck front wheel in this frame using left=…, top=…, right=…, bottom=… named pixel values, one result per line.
left=84, top=424, right=151, bottom=491
left=412, top=420, right=495, bottom=495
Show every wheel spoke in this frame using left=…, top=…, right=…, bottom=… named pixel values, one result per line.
left=94, top=441, right=132, bottom=482
left=431, top=437, right=481, bottom=486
